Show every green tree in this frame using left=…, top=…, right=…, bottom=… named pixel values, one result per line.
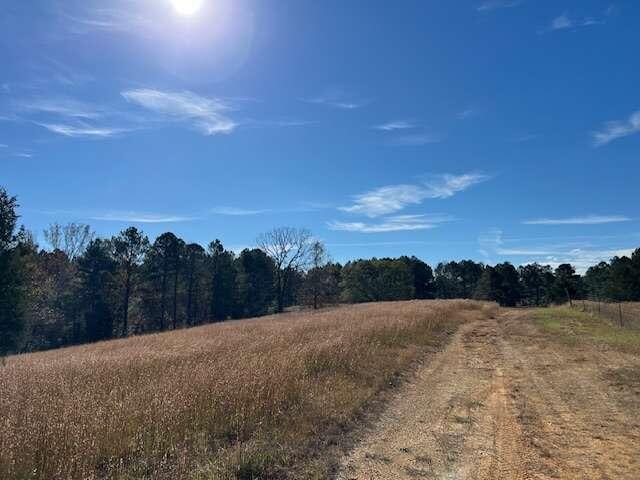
left=553, top=264, right=580, bottom=305
left=77, top=239, right=118, bottom=342
left=143, top=232, right=181, bottom=330
left=400, top=256, right=435, bottom=299
left=494, top=262, right=522, bottom=307
left=341, top=258, right=414, bottom=303
left=518, top=263, right=553, bottom=305
left=235, top=248, right=276, bottom=317
left=434, top=260, right=483, bottom=299
left=112, top=227, right=149, bottom=336
left=184, top=243, right=206, bottom=326
left=584, top=262, right=611, bottom=301
left=208, top=240, right=237, bottom=321
left=474, top=263, right=522, bottom=306
left=0, top=187, right=25, bottom=361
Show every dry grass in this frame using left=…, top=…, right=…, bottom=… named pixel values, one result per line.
left=573, top=300, right=640, bottom=329
left=534, top=306, right=640, bottom=353
left=0, top=300, right=496, bottom=480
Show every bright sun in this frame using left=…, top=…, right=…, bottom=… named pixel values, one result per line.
left=171, top=0, right=204, bottom=16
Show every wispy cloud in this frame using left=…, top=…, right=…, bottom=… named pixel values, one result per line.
left=328, top=214, right=452, bottom=233
left=374, top=120, right=415, bottom=131
left=528, top=248, right=635, bottom=273
left=476, top=0, right=523, bottom=12
left=63, top=8, right=151, bottom=35
left=210, top=203, right=330, bottom=216
left=387, top=132, right=442, bottom=146
left=14, top=152, right=34, bottom=158
left=523, top=215, right=631, bottom=225
left=477, top=228, right=636, bottom=272
left=122, top=89, right=237, bottom=135
left=14, top=96, right=131, bottom=139
left=20, top=98, right=104, bottom=119
left=373, top=120, right=442, bottom=146
left=0, top=144, right=7, bottom=148
left=210, top=206, right=267, bottom=216
left=245, top=119, right=315, bottom=128
left=89, top=211, right=197, bottom=223
left=541, top=12, right=605, bottom=33
left=303, top=89, right=369, bottom=110
left=592, top=110, right=640, bottom=146
left=340, top=173, right=490, bottom=218
left=37, top=123, right=126, bottom=138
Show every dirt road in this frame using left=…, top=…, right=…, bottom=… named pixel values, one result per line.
left=337, top=310, right=640, bottom=479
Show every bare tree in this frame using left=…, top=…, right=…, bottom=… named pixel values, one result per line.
left=257, top=227, right=312, bottom=312
left=43, top=223, right=94, bottom=260
left=305, top=240, right=329, bottom=309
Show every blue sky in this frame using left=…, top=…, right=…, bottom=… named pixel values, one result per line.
left=1, top=0, right=639, bottom=272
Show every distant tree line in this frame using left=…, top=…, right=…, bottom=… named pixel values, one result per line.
left=1, top=186, right=639, bottom=356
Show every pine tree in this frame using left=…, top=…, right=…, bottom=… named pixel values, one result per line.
left=0, top=187, right=25, bottom=361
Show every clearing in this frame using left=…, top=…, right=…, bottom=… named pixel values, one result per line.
left=337, top=308, right=640, bottom=479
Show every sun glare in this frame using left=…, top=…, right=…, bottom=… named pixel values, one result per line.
left=171, top=0, right=204, bottom=16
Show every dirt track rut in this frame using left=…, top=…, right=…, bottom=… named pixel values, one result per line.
left=337, top=310, right=640, bottom=479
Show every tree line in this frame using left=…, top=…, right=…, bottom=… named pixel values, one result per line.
left=1, top=186, right=639, bottom=357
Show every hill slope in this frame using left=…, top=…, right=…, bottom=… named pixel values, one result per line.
left=0, top=300, right=494, bottom=479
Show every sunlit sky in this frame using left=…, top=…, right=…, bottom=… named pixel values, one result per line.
left=1, top=0, right=639, bottom=271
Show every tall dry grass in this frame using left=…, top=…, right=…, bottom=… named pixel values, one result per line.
left=0, top=300, right=496, bottom=479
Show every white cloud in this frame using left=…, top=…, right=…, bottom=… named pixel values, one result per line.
left=37, top=123, right=125, bottom=138
left=497, top=248, right=557, bottom=256
left=524, top=248, right=635, bottom=274
left=0, top=144, right=7, bottom=148
left=477, top=228, right=637, bottom=273
left=328, top=214, right=451, bottom=233
left=592, top=111, right=640, bottom=146
left=374, top=121, right=415, bottom=131
left=89, top=211, right=196, bottom=223
left=424, top=173, right=490, bottom=199
left=551, top=14, right=573, bottom=30
left=387, top=133, right=442, bottom=146
left=63, top=8, right=151, bottom=34
left=20, top=98, right=102, bottom=119
left=523, top=215, right=631, bottom=225
left=15, top=97, right=132, bottom=139
left=14, top=152, right=34, bottom=158
left=122, top=89, right=237, bottom=135
left=303, top=89, right=369, bottom=110
left=542, top=12, right=605, bottom=33
left=251, top=119, right=314, bottom=128
left=340, top=174, right=489, bottom=218
left=340, top=185, right=428, bottom=218
left=210, top=206, right=267, bottom=216
left=476, top=0, right=523, bottom=12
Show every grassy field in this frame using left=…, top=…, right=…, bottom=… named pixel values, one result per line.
left=0, top=300, right=495, bottom=480
left=534, top=306, right=640, bottom=352
left=572, top=300, right=640, bottom=330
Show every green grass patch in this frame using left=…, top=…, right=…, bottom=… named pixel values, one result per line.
left=533, top=306, right=640, bottom=352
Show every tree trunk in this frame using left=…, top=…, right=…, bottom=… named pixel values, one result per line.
left=160, top=262, right=168, bottom=330
left=172, top=267, right=179, bottom=329
left=122, top=270, right=131, bottom=336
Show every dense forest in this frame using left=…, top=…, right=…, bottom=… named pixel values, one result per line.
left=1, top=186, right=639, bottom=356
